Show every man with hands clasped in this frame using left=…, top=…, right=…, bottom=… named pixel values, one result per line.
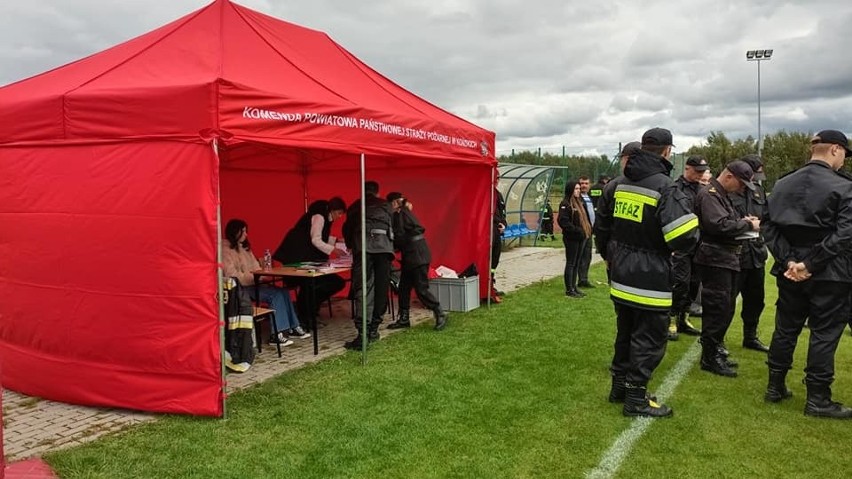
left=762, top=130, right=852, bottom=419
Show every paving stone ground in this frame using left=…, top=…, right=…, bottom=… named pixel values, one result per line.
left=2, top=246, right=591, bottom=463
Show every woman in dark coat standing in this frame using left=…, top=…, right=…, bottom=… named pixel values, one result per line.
left=558, top=180, right=593, bottom=297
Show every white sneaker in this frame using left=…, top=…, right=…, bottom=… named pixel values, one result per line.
left=289, top=326, right=312, bottom=339
left=269, top=333, right=294, bottom=346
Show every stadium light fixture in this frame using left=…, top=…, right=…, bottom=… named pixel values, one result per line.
left=746, top=49, right=774, bottom=156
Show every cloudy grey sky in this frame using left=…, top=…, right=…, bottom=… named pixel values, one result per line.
left=2, top=0, right=850, bottom=157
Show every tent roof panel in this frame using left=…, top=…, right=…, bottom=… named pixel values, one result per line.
left=0, top=0, right=495, bottom=163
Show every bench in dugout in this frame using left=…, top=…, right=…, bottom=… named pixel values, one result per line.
left=502, top=223, right=538, bottom=246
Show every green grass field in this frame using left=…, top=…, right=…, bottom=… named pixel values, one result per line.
left=46, top=263, right=852, bottom=478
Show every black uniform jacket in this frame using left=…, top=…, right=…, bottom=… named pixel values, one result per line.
left=392, top=208, right=431, bottom=269
left=673, top=176, right=701, bottom=210
left=763, top=160, right=852, bottom=282
left=731, top=183, right=769, bottom=269
left=594, top=150, right=699, bottom=311
left=594, top=174, right=624, bottom=255
left=672, top=176, right=702, bottom=257
left=589, top=181, right=606, bottom=211
left=693, top=178, right=752, bottom=271
left=670, top=176, right=701, bottom=293
left=343, top=195, right=394, bottom=254
left=494, top=188, right=507, bottom=234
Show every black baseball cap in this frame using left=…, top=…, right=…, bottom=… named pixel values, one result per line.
left=620, top=141, right=641, bottom=157
left=812, top=130, right=852, bottom=157
left=739, top=154, right=766, bottom=181
left=641, top=128, right=675, bottom=147
left=726, top=160, right=756, bottom=191
left=685, top=155, right=709, bottom=172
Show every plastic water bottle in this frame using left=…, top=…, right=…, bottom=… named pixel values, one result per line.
left=263, top=249, right=272, bottom=271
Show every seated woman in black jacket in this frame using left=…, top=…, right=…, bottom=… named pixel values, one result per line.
left=558, top=181, right=593, bottom=297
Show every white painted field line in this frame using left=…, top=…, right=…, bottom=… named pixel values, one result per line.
left=585, top=340, right=702, bottom=479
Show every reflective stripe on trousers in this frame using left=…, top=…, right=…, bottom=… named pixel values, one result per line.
left=611, top=281, right=672, bottom=308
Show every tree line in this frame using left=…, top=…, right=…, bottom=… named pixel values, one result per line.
left=497, top=150, right=619, bottom=194
left=684, top=130, right=813, bottom=189
left=500, top=130, right=823, bottom=192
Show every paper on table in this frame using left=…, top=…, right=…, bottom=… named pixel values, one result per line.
left=328, top=255, right=353, bottom=268
left=296, top=262, right=325, bottom=270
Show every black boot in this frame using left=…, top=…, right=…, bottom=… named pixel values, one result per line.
left=608, top=374, right=626, bottom=403
left=765, top=368, right=793, bottom=403
left=387, top=309, right=411, bottom=329
left=676, top=312, right=700, bottom=336
left=622, top=383, right=672, bottom=418
left=568, top=268, right=584, bottom=296
left=713, top=342, right=738, bottom=368
left=719, top=346, right=738, bottom=368
left=700, top=340, right=737, bottom=377
left=742, top=325, right=769, bottom=352
left=368, top=319, right=381, bottom=342
left=433, top=307, right=448, bottom=331
left=743, top=337, right=769, bottom=353
left=609, top=374, right=658, bottom=403
left=804, top=383, right=852, bottom=419
left=343, top=333, right=364, bottom=351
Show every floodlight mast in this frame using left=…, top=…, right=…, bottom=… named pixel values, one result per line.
left=746, top=49, right=773, bottom=156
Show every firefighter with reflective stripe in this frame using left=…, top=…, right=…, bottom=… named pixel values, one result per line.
left=594, top=128, right=699, bottom=418
left=731, top=154, right=770, bottom=353
left=763, top=130, right=852, bottom=419
left=589, top=176, right=609, bottom=212
left=693, top=160, right=759, bottom=377
left=669, top=155, right=708, bottom=340
left=342, top=180, right=395, bottom=350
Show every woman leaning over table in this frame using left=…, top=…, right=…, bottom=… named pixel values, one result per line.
left=558, top=180, right=593, bottom=298
left=223, top=218, right=311, bottom=346
left=272, top=197, right=348, bottom=319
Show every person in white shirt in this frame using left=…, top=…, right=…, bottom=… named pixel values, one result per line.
left=273, top=198, right=348, bottom=320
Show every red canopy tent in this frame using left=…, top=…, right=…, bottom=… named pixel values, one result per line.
left=0, top=0, right=495, bottom=416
